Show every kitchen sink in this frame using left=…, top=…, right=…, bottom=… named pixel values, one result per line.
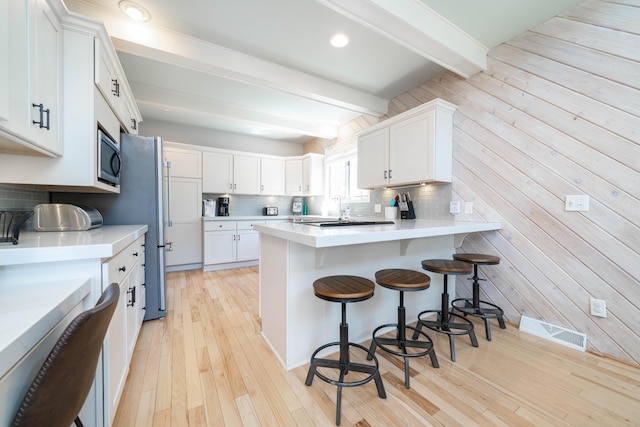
left=303, top=220, right=395, bottom=227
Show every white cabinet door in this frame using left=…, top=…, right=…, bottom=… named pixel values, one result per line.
left=165, top=177, right=202, bottom=268
left=389, top=111, right=434, bottom=186
left=233, top=154, right=260, bottom=194
left=164, top=146, right=202, bottom=178
left=303, top=154, right=324, bottom=195
left=203, top=152, right=233, bottom=193
left=357, top=127, right=389, bottom=189
left=260, top=156, right=285, bottom=195
left=203, top=231, right=236, bottom=264
left=1, top=0, right=62, bottom=156
left=236, top=230, right=259, bottom=261
left=0, top=1, right=8, bottom=122
left=166, top=222, right=202, bottom=267
left=30, top=0, right=62, bottom=152
left=285, top=158, right=303, bottom=195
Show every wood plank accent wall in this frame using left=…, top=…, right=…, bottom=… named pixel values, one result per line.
left=337, top=0, right=640, bottom=365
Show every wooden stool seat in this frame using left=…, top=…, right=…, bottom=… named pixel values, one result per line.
left=451, top=253, right=506, bottom=341
left=306, top=275, right=385, bottom=426
left=369, top=269, right=438, bottom=389
left=453, top=253, right=500, bottom=265
left=413, top=259, right=479, bottom=362
left=313, top=275, right=375, bottom=302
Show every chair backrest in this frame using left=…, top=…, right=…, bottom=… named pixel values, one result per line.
left=10, top=283, right=120, bottom=427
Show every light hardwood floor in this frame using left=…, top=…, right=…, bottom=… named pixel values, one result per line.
left=113, top=268, right=640, bottom=426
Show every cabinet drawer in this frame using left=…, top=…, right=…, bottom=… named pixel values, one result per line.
left=204, top=221, right=236, bottom=232
left=105, top=236, right=144, bottom=285
left=237, top=220, right=265, bottom=230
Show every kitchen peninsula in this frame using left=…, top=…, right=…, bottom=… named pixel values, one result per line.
left=254, top=219, right=501, bottom=370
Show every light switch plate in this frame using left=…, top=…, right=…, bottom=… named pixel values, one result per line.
left=449, top=201, right=461, bottom=214
left=464, top=202, right=473, bottom=214
left=374, top=204, right=381, bottom=213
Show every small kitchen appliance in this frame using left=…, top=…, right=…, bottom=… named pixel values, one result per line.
left=263, top=206, right=278, bottom=216
left=203, top=199, right=216, bottom=217
left=217, top=197, right=230, bottom=216
left=33, top=203, right=103, bottom=231
left=292, top=197, right=303, bottom=215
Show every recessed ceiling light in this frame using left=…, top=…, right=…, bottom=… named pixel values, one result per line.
left=330, top=33, right=349, bottom=48
left=118, top=1, right=150, bottom=22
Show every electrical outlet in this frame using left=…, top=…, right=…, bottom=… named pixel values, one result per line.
left=449, top=201, right=461, bottom=214
left=464, top=202, right=473, bottom=214
left=374, top=204, right=381, bottom=213
left=566, top=195, right=589, bottom=211
left=590, top=298, right=607, bottom=318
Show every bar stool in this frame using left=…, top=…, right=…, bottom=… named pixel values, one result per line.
left=368, top=269, right=439, bottom=389
left=451, top=253, right=506, bottom=340
left=305, top=275, right=386, bottom=426
left=413, top=260, right=479, bottom=362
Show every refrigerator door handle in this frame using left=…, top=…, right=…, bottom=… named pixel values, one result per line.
left=165, top=160, right=173, bottom=227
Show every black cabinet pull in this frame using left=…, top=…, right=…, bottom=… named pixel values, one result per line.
left=127, top=286, right=136, bottom=307
left=133, top=252, right=139, bottom=257
left=111, top=78, right=120, bottom=97
left=131, top=118, right=137, bottom=130
left=119, top=265, right=126, bottom=272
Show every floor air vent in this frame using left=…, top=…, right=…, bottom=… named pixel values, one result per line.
left=519, top=316, right=587, bottom=352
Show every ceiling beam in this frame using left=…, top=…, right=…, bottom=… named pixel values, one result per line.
left=314, top=0, right=488, bottom=78
left=130, top=82, right=341, bottom=139
left=64, top=1, right=389, bottom=118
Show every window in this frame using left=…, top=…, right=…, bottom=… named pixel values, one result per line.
left=324, top=138, right=370, bottom=204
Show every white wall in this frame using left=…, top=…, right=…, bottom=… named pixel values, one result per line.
left=139, top=119, right=304, bottom=157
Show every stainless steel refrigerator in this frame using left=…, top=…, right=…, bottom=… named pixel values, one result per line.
left=53, top=134, right=169, bottom=320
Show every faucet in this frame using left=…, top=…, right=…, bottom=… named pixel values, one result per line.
left=336, top=195, right=350, bottom=222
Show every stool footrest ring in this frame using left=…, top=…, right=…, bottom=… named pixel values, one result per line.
left=370, top=324, right=437, bottom=362
left=306, top=341, right=382, bottom=388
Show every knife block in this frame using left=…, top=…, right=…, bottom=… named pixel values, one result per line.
left=400, top=201, right=416, bottom=219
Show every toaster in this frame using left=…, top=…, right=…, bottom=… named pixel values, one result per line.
left=263, top=206, right=278, bottom=216
left=34, top=203, right=103, bottom=231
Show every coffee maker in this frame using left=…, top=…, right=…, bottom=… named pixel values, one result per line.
left=217, top=197, right=230, bottom=216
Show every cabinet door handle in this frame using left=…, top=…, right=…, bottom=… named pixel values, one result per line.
left=234, top=183, right=237, bottom=190
left=111, top=78, right=120, bottom=97
left=389, top=169, right=393, bottom=179
left=32, top=103, right=49, bottom=129
left=261, top=184, right=264, bottom=192
left=119, top=265, right=126, bottom=272
left=384, top=170, right=388, bottom=179
left=133, top=252, right=139, bottom=257
left=237, top=234, right=241, bottom=241
left=127, top=286, right=136, bottom=307
left=131, top=118, right=137, bottom=130
left=229, top=183, right=233, bottom=190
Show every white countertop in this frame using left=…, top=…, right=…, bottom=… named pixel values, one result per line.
left=0, top=277, right=91, bottom=378
left=0, top=225, right=148, bottom=266
left=202, top=215, right=308, bottom=221
left=253, top=219, right=502, bottom=248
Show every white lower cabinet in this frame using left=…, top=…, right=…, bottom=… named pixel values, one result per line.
left=203, top=220, right=264, bottom=270
left=102, top=235, right=145, bottom=426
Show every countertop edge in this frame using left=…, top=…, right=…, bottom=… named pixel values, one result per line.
left=254, top=220, right=502, bottom=248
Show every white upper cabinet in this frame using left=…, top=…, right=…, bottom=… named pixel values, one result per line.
left=260, top=156, right=285, bottom=195
left=357, top=99, right=456, bottom=189
left=286, top=154, right=324, bottom=196
left=202, top=151, right=233, bottom=193
left=94, top=38, right=141, bottom=134
left=0, top=0, right=63, bottom=156
left=164, top=145, right=202, bottom=179
left=233, top=154, right=261, bottom=195
left=302, top=153, right=324, bottom=196
left=285, top=158, right=303, bottom=195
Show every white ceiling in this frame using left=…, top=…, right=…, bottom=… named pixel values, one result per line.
left=64, top=0, right=583, bottom=144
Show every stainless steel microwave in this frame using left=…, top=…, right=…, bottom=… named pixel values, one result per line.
left=97, top=126, right=121, bottom=186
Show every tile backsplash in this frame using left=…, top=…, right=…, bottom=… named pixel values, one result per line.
left=204, top=183, right=451, bottom=220
left=0, top=185, right=50, bottom=231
